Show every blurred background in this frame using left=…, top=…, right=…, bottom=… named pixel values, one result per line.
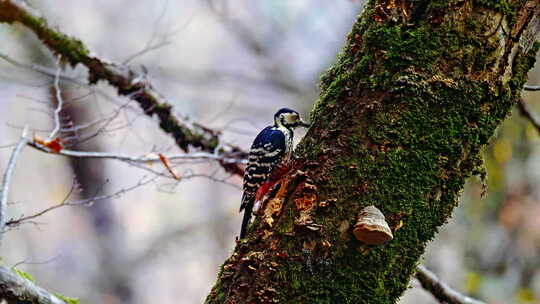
left=0, top=1, right=539, bottom=303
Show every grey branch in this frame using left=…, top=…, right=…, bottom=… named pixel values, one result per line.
left=0, top=266, right=68, bottom=304
left=28, top=141, right=246, bottom=165
left=47, top=57, right=64, bottom=141
left=0, top=0, right=247, bottom=176
left=0, top=53, right=81, bottom=83
left=524, top=85, right=540, bottom=91
left=416, top=265, right=486, bottom=304
left=5, top=175, right=158, bottom=228
left=3, top=137, right=243, bottom=228
left=517, top=99, right=540, bottom=134
left=0, top=133, right=29, bottom=246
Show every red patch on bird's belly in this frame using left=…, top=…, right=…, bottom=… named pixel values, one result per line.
left=254, top=162, right=293, bottom=202
left=255, top=182, right=272, bottom=202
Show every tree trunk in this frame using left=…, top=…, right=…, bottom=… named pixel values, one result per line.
left=206, top=1, right=540, bottom=303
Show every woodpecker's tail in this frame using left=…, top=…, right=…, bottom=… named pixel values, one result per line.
left=239, top=192, right=255, bottom=239
left=240, top=203, right=254, bottom=239
left=239, top=191, right=255, bottom=212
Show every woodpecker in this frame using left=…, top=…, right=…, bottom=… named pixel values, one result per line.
left=239, top=108, right=310, bottom=239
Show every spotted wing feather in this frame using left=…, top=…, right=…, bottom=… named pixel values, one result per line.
left=240, top=126, right=286, bottom=212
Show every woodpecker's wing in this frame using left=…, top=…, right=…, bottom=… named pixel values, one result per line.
left=241, top=126, right=286, bottom=207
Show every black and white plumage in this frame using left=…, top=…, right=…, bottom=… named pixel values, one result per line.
left=239, top=108, right=310, bottom=239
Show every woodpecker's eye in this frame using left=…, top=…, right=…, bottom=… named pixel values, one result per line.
left=284, top=113, right=297, bottom=124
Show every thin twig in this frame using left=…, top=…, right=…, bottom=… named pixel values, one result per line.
left=416, top=265, right=486, bottom=304
left=6, top=204, right=66, bottom=228
left=0, top=52, right=81, bottom=83
left=5, top=175, right=156, bottom=228
left=0, top=52, right=143, bottom=114
left=59, top=99, right=130, bottom=134
left=12, top=256, right=61, bottom=269
left=0, top=0, right=247, bottom=178
left=524, top=85, right=540, bottom=91
left=27, top=141, right=246, bottom=165
left=122, top=40, right=172, bottom=65
left=0, top=266, right=68, bottom=304
left=204, top=0, right=268, bottom=56
left=5, top=178, right=79, bottom=228
left=48, top=56, right=63, bottom=140
left=0, top=130, right=29, bottom=245
left=517, top=99, right=540, bottom=134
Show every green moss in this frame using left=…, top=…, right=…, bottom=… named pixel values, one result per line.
left=0, top=1, right=91, bottom=67
left=12, top=267, right=79, bottom=304
left=272, top=2, right=537, bottom=304
left=54, top=293, right=81, bottom=304
left=20, top=14, right=90, bottom=66
left=12, top=267, right=36, bottom=283
left=208, top=0, right=538, bottom=302
left=510, top=42, right=540, bottom=91
left=473, top=0, right=511, bottom=14
left=425, top=0, right=516, bottom=15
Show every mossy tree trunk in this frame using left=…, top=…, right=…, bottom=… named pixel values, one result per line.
left=206, top=0, right=540, bottom=303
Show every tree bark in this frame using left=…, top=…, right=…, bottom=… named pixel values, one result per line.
left=206, top=1, right=540, bottom=303
left=0, top=267, right=68, bottom=304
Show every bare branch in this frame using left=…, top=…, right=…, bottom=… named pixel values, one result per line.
left=0, top=52, right=144, bottom=116
left=202, top=1, right=307, bottom=95
left=122, top=40, right=172, bottom=65
left=416, top=265, right=486, bottom=304
left=0, top=266, right=68, bottom=304
left=48, top=57, right=63, bottom=140
left=0, top=0, right=247, bottom=175
left=5, top=175, right=156, bottom=228
left=204, top=0, right=267, bottom=55
left=517, top=99, right=540, bottom=134
left=27, top=141, right=246, bottom=165
left=0, top=130, right=29, bottom=246
left=5, top=168, right=238, bottom=229
left=5, top=178, right=80, bottom=228
left=524, top=85, right=540, bottom=91
left=0, top=52, right=82, bottom=84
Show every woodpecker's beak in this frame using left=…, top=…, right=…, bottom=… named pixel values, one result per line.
left=299, top=119, right=310, bottom=128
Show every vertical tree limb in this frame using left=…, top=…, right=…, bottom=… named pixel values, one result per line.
left=0, top=134, right=28, bottom=246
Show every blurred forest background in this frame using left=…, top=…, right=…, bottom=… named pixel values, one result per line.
left=0, top=1, right=539, bottom=303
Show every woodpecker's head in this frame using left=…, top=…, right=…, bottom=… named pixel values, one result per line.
left=274, top=108, right=310, bottom=129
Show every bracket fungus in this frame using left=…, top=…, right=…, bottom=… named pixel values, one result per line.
left=353, top=205, right=393, bottom=245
